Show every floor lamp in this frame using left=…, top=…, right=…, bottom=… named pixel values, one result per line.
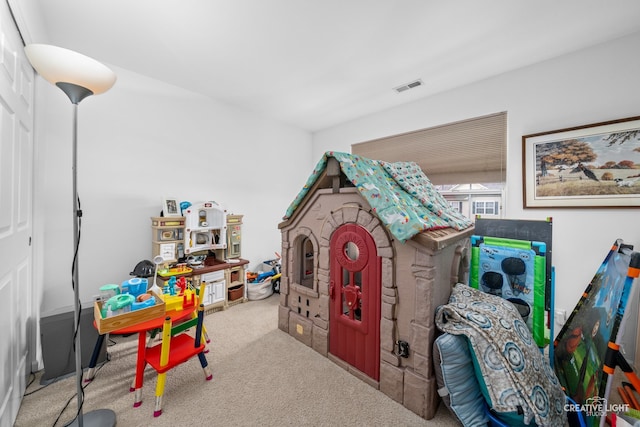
left=25, top=44, right=117, bottom=427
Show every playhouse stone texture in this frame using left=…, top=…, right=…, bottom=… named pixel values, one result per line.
left=278, top=157, right=474, bottom=419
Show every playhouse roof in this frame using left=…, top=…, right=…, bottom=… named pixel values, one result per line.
left=283, top=151, right=473, bottom=243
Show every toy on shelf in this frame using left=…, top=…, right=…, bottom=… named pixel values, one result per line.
left=183, top=201, right=227, bottom=254
left=157, top=265, right=193, bottom=277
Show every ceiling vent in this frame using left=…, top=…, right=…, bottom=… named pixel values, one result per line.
left=393, top=79, right=423, bottom=93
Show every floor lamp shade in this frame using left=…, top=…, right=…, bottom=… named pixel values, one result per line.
left=25, top=44, right=116, bottom=427
left=25, top=44, right=116, bottom=102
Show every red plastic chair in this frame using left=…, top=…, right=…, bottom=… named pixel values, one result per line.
left=143, top=303, right=212, bottom=417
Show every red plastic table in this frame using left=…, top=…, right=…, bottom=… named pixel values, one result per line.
left=86, top=305, right=197, bottom=393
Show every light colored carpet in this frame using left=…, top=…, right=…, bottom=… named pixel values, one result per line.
left=15, top=295, right=458, bottom=427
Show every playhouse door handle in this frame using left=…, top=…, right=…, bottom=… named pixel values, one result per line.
left=344, top=284, right=359, bottom=310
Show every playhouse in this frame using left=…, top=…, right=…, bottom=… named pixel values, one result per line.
left=277, top=151, right=475, bottom=419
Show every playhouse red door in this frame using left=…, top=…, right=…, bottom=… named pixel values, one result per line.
left=329, top=223, right=381, bottom=380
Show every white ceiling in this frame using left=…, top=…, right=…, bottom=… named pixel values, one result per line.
left=12, top=0, right=640, bottom=131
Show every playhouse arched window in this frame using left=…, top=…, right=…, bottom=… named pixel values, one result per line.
left=299, top=236, right=314, bottom=289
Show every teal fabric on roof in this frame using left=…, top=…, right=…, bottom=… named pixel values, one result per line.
left=283, top=151, right=472, bottom=242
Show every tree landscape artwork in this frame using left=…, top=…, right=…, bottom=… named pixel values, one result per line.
left=523, top=116, right=640, bottom=208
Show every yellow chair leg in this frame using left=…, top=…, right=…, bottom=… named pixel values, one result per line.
left=153, top=372, right=167, bottom=417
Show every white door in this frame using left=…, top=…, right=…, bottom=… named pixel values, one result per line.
left=0, top=2, right=35, bottom=425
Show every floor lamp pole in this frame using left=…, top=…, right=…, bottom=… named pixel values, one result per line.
left=24, top=43, right=117, bottom=427
left=71, top=101, right=88, bottom=426
left=71, top=101, right=83, bottom=427
left=67, top=94, right=116, bottom=427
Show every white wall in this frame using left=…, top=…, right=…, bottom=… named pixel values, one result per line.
left=312, top=32, right=640, bottom=333
left=35, top=68, right=312, bottom=313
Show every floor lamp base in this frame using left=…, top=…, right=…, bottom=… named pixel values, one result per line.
left=67, top=409, right=116, bottom=427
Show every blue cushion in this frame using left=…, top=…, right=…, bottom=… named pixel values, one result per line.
left=433, top=333, right=488, bottom=426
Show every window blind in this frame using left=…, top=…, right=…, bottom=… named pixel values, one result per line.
left=351, top=112, right=507, bottom=185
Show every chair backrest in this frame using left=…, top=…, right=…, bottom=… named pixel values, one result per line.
left=169, top=305, right=204, bottom=345
left=158, top=304, right=205, bottom=368
left=145, top=302, right=211, bottom=418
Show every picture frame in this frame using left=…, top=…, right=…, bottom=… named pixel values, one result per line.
left=522, top=116, right=640, bottom=208
left=162, top=197, right=181, bottom=217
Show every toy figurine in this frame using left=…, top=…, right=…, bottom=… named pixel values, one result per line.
left=165, top=276, right=177, bottom=296
left=176, top=276, right=187, bottom=295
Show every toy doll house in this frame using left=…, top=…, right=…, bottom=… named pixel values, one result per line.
left=277, top=152, right=475, bottom=419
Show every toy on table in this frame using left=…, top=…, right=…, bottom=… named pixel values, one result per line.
left=162, top=287, right=196, bottom=311
left=99, top=277, right=158, bottom=318
left=175, top=276, right=187, bottom=294
left=121, top=277, right=148, bottom=298
left=164, top=276, right=177, bottom=296
left=102, top=293, right=135, bottom=318
left=99, top=284, right=120, bottom=300
left=131, top=293, right=156, bottom=311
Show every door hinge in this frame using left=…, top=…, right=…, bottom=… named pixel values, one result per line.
left=29, top=236, right=32, bottom=246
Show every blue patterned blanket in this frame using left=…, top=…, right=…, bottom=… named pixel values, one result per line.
left=436, top=284, right=567, bottom=426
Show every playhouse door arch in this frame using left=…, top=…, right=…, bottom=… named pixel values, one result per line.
left=329, top=223, right=381, bottom=380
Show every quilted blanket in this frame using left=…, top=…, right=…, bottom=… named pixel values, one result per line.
left=435, top=284, right=567, bottom=426
left=283, top=151, right=472, bottom=242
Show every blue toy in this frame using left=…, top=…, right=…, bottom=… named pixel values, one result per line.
left=131, top=296, right=156, bottom=311
left=255, top=270, right=275, bottom=283
left=164, top=276, right=177, bottom=296
left=121, top=277, right=148, bottom=298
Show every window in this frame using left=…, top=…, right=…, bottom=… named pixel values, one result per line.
left=299, top=237, right=314, bottom=289
left=448, top=200, right=463, bottom=214
left=351, top=112, right=506, bottom=185
left=472, top=201, right=499, bottom=216
left=351, top=112, right=507, bottom=220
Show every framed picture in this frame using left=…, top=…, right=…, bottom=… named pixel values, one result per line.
left=162, top=197, right=181, bottom=217
left=523, top=116, right=640, bottom=208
